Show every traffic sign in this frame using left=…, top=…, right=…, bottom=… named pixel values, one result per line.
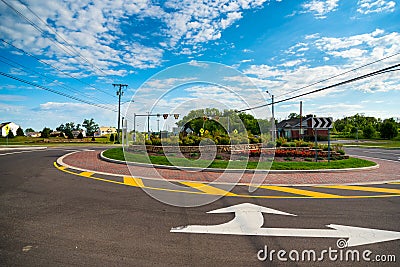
left=312, top=117, right=333, bottom=129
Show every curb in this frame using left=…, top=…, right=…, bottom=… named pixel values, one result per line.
left=56, top=151, right=398, bottom=187
left=100, top=150, right=380, bottom=174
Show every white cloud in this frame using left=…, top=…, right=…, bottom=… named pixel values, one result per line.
left=240, top=59, right=254, bottom=63
left=162, top=0, right=268, bottom=48
left=144, top=77, right=198, bottom=90
left=0, top=0, right=268, bottom=77
left=0, top=94, right=27, bottom=101
left=330, top=48, right=367, bottom=58
left=302, top=0, right=339, bottom=19
left=280, top=59, right=307, bottom=67
left=357, top=0, right=396, bottom=14
left=188, top=60, right=209, bottom=68
left=242, top=29, right=400, bottom=106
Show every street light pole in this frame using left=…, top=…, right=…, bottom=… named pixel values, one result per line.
left=113, top=83, right=128, bottom=143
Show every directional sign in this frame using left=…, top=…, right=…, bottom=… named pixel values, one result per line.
left=312, top=117, right=333, bottom=129
left=171, top=203, right=400, bottom=247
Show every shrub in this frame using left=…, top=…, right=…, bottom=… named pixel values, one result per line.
left=217, top=136, right=231, bottom=145
left=151, top=137, right=162, bottom=146
left=109, top=133, right=115, bottom=142
left=276, top=137, right=287, bottom=147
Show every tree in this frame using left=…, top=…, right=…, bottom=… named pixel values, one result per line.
left=16, top=127, right=24, bottom=136
left=77, top=132, right=84, bottom=139
left=288, top=113, right=301, bottom=119
left=25, top=128, right=35, bottom=134
left=363, top=124, right=376, bottom=139
left=380, top=118, right=398, bottom=139
left=66, top=131, right=74, bottom=139
left=82, top=118, right=99, bottom=136
left=109, top=133, right=115, bottom=142
left=41, top=127, right=52, bottom=138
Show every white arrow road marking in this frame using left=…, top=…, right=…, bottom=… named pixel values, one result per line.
left=171, top=203, right=400, bottom=248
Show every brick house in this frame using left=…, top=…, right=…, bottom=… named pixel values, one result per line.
left=276, top=115, right=329, bottom=140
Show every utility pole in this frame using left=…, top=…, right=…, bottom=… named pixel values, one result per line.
left=266, top=90, right=275, bottom=138
left=113, top=83, right=128, bottom=143
left=299, top=101, right=303, bottom=140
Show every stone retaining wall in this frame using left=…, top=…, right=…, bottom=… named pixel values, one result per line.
left=127, top=144, right=344, bottom=158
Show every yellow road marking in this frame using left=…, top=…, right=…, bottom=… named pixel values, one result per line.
left=258, top=185, right=343, bottom=198
left=54, top=162, right=400, bottom=199
left=79, top=171, right=94, bottom=177
left=317, top=185, right=400, bottom=194
left=123, top=177, right=144, bottom=187
left=180, top=181, right=238, bottom=196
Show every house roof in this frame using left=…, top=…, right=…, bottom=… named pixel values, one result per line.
left=0, top=122, right=12, bottom=129
left=276, top=117, right=312, bottom=129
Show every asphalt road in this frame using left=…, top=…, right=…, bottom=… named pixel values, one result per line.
left=0, top=147, right=399, bottom=266
left=344, top=147, right=400, bottom=162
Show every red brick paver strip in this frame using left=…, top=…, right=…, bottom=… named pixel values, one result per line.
left=61, top=151, right=400, bottom=185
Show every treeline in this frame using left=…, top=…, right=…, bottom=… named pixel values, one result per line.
left=333, top=114, right=399, bottom=139
left=18, top=118, right=99, bottom=138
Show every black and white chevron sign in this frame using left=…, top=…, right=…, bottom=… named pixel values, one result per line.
left=312, top=117, right=333, bottom=129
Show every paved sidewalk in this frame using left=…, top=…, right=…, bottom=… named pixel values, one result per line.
left=60, top=150, right=400, bottom=185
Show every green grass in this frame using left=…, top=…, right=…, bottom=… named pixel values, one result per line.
left=0, top=136, right=117, bottom=146
left=103, top=148, right=377, bottom=170
left=343, top=140, right=400, bottom=149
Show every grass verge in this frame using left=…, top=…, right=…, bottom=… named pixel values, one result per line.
left=343, top=140, right=400, bottom=149
left=103, top=148, right=377, bottom=170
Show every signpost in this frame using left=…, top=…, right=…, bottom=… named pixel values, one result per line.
left=311, top=117, right=333, bottom=162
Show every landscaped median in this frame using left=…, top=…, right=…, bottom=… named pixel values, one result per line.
left=102, top=147, right=377, bottom=171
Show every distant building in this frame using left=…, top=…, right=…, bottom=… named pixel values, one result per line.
left=0, top=122, right=20, bottom=137
left=276, top=115, right=329, bottom=139
left=26, top=132, right=41, bottom=138
left=72, top=130, right=86, bottom=138
left=50, top=131, right=65, bottom=138
left=96, top=126, right=117, bottom=136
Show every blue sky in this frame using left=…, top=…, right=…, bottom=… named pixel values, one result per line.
left=0, top=0, right=399, bottom=132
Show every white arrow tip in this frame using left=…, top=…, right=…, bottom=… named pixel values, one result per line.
left=207, top=203, right=297, bottom=216
left=327, top=224, right=400, bottom=247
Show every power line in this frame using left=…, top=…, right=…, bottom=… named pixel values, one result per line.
left=236, top=63, right=400, bottom=112
left=0, top=55, right=114, bottom=106
left=0, top=0, right=116, bottom=98
left=0, top=39, right=114, bottom=98
left=0, top=71, right=117, bottom=112
left=273, top=52, right=400, bottom=100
